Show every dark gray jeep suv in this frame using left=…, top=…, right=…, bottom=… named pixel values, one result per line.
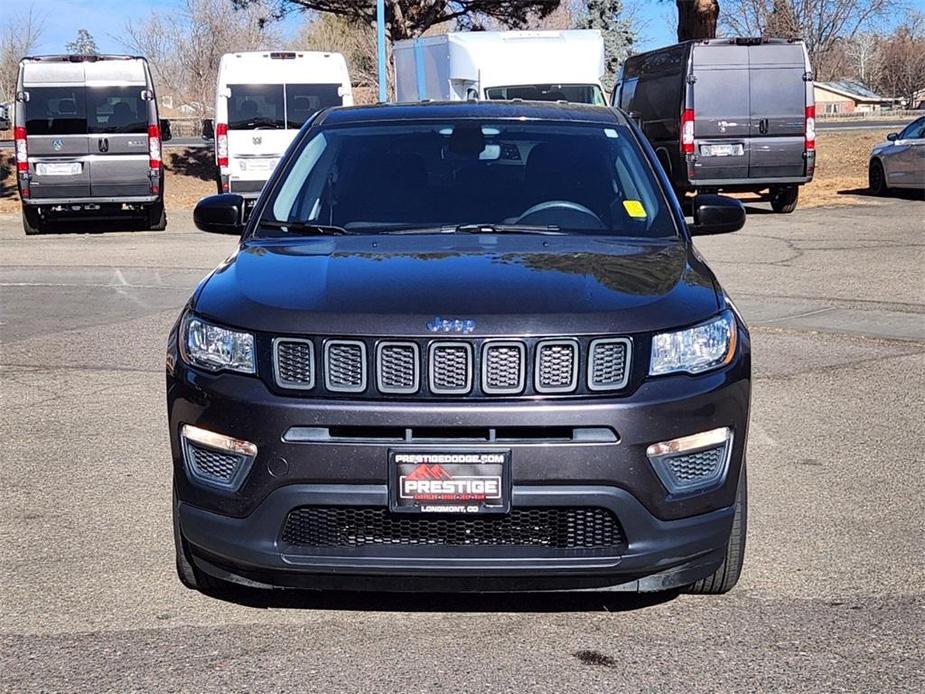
left=167, top=101, right=751, bottom=596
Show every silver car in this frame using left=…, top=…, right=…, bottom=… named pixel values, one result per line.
left=869, top=116, right=925, bottom=195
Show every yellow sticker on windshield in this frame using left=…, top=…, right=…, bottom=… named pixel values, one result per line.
left=623, top=200, right=647, bottom=219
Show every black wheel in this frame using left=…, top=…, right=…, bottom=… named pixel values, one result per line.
left=868, top=159, right=889, bottom=196
left=146, top=201, right=167, bottom=231
left=173, top=486, right=224, bottom=593
left=686, top=465, right=747, bottom=595
left=22, top=206, right=44, bottom=235
left=769, top=185, right=799, bottom=213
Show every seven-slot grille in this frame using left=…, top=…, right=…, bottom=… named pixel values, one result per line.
left=272, top=336, right=633, bottom=397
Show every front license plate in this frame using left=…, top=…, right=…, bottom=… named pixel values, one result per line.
left=389, top=450, right=511, bottom=514
left=36, top=162, right=82, bottom=176
left=700, top=144, right=744, bottom=157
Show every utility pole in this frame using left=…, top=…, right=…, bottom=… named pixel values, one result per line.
left=377, top=0, right=387, bottom=102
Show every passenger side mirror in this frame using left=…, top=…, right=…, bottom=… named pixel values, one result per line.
left=689, top=194, right=746, bottom=236
left=201, top=118, right=214, bottom=140
left=887, top=132, right=899, bottom=142
left=194, top=194, right=246, bottom=235
left=159, top=119, right=172, bottom=142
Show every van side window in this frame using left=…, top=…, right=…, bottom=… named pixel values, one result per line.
left=228, top=84, right=285, bottom=130
left=87, top=87, right=148, bottom=134
left=23, top=87, right=87, bottom=135
left=285, top=84, right=342, bottom=128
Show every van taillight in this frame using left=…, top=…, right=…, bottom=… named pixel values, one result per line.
left=681, top=109, right=695, bottom=155
left=14, top=127, right=28, bottom=172
left=148, top=123, right=162, bottom=169
left=805, top=105, right=816, bottom=151
left=216, top=123, right=229, bottom=168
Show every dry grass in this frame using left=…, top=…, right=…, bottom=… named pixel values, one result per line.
left=0, top=129, right=897, bottom=214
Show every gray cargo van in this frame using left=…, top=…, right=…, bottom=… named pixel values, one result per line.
left=614, top=38, right=815, bottom=213
left=14, top=55, right=170, bottom=234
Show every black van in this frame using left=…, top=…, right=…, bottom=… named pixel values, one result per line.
left=14, top=55, right=170, bottom=234
left=613, top=38, right=815, bottom=213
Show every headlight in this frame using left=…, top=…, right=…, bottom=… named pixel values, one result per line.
left=180, top=313, right=256, bottom=374
left=649, top=310, right=736, bottom=376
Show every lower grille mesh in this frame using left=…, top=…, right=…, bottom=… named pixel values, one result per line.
left=664, top=446, right=725, bottom=483
left=281, top=507, right=626, bottom=549
left=186, top=443, right=241, bottom=483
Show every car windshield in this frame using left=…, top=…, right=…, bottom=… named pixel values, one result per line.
left=258, top=120, right=677, bottom=239
left=484, top=84, right=607, bottom=105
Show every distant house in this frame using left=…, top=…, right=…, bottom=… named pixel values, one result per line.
left=814, top=81, right=883, bottom=114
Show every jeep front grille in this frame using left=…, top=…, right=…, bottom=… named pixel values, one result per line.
left=535, top=339, right=579, bottom=393
left=429, top=342, right=473, bottom=394
left=377, top=342, right=419, bottom=394
left=273, top=338, right=315, bottom=389
left=588, top=338, right=631, bottom=391
left=281, top=506, right=627, bottom=550
left=324, top=340, right=366, bottom=392
left=270, top=335, right=633, bottom=398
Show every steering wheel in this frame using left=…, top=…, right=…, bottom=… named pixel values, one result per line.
left=513, top=200, right=605, bottom=229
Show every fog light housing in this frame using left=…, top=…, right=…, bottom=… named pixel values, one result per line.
left=646, top=427, right=732, bottom=494
left=180, top=424, right=257, bottom=490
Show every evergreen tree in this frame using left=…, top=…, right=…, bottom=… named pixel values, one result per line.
left=576, top=0, right=635, bottom=91
left=66, top=29, right=98, bottom=56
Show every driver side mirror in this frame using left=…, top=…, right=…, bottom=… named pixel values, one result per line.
left=201, top=118, right=214, bottom=140
left=689, top=194, right=746, bottom=236
left=886, top=132, right=898, bottom=142
left=159, top=118, right=172, bottom=142
left=194, top=194, right=246, bottom=235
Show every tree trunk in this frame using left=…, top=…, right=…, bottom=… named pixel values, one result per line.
left=676, top=0, right=719, bottom=42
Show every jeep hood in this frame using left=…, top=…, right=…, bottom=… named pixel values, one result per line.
left=194, top=234, right=721, bottom=335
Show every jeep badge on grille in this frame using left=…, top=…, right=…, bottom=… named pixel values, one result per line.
left=426, top=317, right=476, bottom=334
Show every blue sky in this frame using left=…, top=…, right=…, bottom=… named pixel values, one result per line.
left=3, top=0, right=679, bottom=55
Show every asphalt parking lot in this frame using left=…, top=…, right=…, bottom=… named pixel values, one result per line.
left=1, top=197, right=923, bottom=691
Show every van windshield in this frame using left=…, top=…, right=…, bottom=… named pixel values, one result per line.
left=23, top=86, right=149, bottom=134
left=484, top=84, right=606, bottom=105
left=228, top=83, right=343, bottom=130
left=259, top=120, right=677, bottom=239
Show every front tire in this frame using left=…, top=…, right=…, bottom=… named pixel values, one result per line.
left=868, top=160, right=889, bottom=196
left=769, top=185, right=799, bottom=213
left=686, top=465, right=747, bottom=595
left=22, top=206, right=44, bottom=235
left=173, top=486, right=224, bottom=593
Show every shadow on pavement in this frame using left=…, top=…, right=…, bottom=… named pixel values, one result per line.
left=203, top=584, right=681, bottom=613
left=839, top=187, right=924, bottom=201
left=168, top=147, right=216, bottom=182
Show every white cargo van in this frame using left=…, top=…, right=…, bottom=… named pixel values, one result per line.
left=213, top=51, right=352, bottom=198
left=394, top=31, right=606, bottom=105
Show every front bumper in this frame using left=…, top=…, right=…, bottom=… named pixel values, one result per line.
left=168, top=338, right=750, bottom=591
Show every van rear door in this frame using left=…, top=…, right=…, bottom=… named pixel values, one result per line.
left=747, top=44, right=807, bottom=179
left=691, top=45, right=751, bottom=182
left=86, top=86, right=153, bottom=197
left=22, top=85, right=92, bottom=200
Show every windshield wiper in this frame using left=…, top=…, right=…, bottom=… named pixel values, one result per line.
left=259, top=220, right=352, bottom=235
left=382, top=223, right=564, bottom=236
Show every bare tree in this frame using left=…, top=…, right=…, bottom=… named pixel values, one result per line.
left=0, top=5, right=45, bottom=103
left=722, top=0, right=900, bottom=78
left=845, top=31, right=878, bottom=82
left=291, top=13, right=378, bottom=88
left=235, top=1, right=562, bottom=41
left=123, top=0, right=280, bottom=116
left=870, top=12, right=925, bottom=104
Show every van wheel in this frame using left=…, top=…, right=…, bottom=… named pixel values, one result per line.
left=769, top=185, right=799, bottom=213
left=147, top=202, right=167, bottom=231
left=686, top=465, right=747, bottom=595
left=868, top=160, right=889, bottom=196
left=22, top=207, right=45, bottom=235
